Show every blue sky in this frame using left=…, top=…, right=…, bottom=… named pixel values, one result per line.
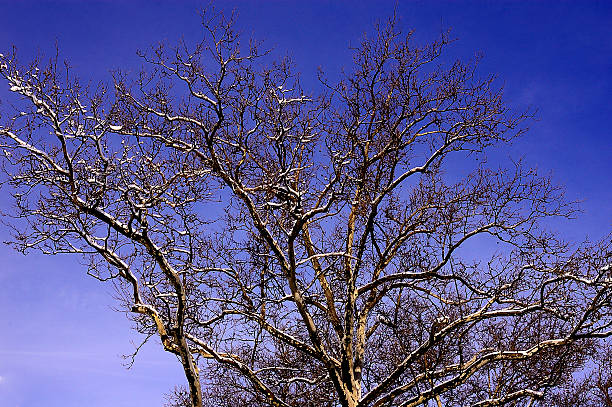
left=0, top=1, right=611, bottom=406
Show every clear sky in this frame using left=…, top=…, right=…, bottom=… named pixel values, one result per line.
left=0, top=1, right=611, bottom=406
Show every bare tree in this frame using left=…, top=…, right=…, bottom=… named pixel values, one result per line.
left=1, top=9, right=610, bottom=407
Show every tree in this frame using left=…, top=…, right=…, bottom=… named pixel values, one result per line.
left=0, top=8, right=610, bottom=407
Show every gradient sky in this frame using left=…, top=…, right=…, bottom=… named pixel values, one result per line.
left=0, top=1, right=611, bottom=406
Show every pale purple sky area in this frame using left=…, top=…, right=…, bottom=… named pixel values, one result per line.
left=0, top=1, right=611, bottom=406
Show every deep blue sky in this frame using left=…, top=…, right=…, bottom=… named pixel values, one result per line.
left=0, top=1, right=611, bottom=406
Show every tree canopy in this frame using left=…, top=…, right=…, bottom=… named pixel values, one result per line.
left=1, top=8, right=610, bottom=407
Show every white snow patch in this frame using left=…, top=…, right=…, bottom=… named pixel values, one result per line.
left=9, top=86, right=21, bottom=92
